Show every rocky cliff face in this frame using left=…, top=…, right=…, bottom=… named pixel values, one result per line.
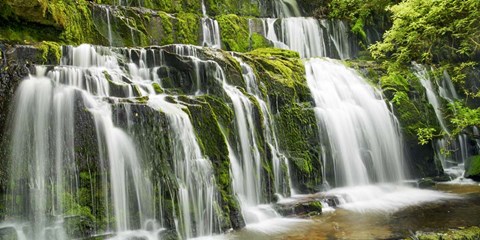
left=1, top=0, right=479, bottom=238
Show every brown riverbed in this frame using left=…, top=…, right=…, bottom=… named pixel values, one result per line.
left=226, top=183, right=480, bottom=240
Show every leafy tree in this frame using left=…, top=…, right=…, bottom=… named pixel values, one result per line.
left=371, top=0, right=480, bottom=64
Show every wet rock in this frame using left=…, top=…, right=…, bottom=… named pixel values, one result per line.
left=465, top=155, right=480, bottom=181
left=158, top=229, right=179, bottom=240
left=0, top=226, right=18, bottom=240
left=418, top=178, right=436, bottom=189
left=274, top=195, right=323, bottom=217
left=0, top=43, right=52, bottom=189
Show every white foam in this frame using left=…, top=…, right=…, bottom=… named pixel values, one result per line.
left=326, top=184, right=460, bottom=213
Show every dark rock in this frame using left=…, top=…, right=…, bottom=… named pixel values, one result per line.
left=465, top=155, right=480, bottom=181
left=230, top=206, right=246, bottom=230
left=405, top=138, right=443, bottom=179
left=0, top=43, right=54, bottom=190
left=0, top=226, right=18, bottom=240
left=418, top=178, right=436, bottom=189
left=274, top=196, right=323, bottom=217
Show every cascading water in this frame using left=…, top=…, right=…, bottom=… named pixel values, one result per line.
left=303, top=58, right=457, bottom=213
left=413, top=63, right=450, bottom=133
left=233, top=56, right=292, bottom=197
left=201, top=0, right=221, bottom=48
left=4, top=44, right=231, bottom=240
left=148, top=96, right=221, bottom=239
left=259, top=18, right=354, bottom=59
left=306, top=58, right=406, bottom=187
left=273, top=0, right=302, bottom=18
left=412, top=63, right=472, bottom=179
left=220, top=69, right=272, bottom=222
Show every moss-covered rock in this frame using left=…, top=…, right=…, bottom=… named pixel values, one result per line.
left=1, top=0, right=105, bottom=45
left=239, top=49, right=323, bottom=193
left=465, top=155, right=480, bottom=181
left=181, top=96, right=245, bottom=230
left=414, top=226, right=480, bottom=240
left=216, top=15, right=270, bottom=52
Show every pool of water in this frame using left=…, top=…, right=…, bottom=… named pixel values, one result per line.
left=217, top=183, right=480, bottom=239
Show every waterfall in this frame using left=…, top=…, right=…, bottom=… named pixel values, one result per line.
left=234, top=56, right=292, bottom=196
left=4, top=44, right=231, bottom=239
left=412, top=63, right=472, bottom=179
left=413, top=63, right=450, bottom=133
left=305, top=58, right=406, bottom=187
left=259, top=18, right=354, bottom=59
left=148, top=96, right=221, bottom=239
left=201, top=0, right=221, bottom=48
left=273, top=0, right=302, bottom=17
left=105, top=6, right=113, bottom=46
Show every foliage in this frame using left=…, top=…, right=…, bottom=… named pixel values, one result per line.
left=328, top=0, right=394, bottom=41
left=370, top=0, right=480, bottom=64
left=416, top=127, right=437, bottom=145
left=448, top=101, right=480, bottom=136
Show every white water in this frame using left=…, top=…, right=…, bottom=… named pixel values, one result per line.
left=273, top=0, right=302, bottom=17
left=412, top=63, right=472, bottom=179
left=5, top=44, right=232, bottom=240
left=105, top=6, right=113, bottom=46
left=148, top=96, right=221, bottom=239
left=325, top=184, right=459, bottom=213
left=260, top=18, right=353, bottom=59
left=413, top=63, right=450, bottom=133
left=201, top=0, right=221, bottom=48
left=305, top=58, right=406, bottom=187
left=234, top=56, right=292, bottom=196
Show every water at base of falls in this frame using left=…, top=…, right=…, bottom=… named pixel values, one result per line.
left=324, top=184, right=459, bottom=213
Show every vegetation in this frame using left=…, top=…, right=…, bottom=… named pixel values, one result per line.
left=414, top=226, right=480, bottom=240
left=371, top=0, right=480, bottom=64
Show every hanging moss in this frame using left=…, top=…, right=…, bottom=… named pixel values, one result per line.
left=36, top=41, right=61, bottom=64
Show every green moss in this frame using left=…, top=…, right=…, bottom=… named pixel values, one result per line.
left=175, top=12, right=200, bottom=45
left=180, top=95, right=239, bottom=230
left=152, top=83, right=164, bottom=94
left=1, top=0, right=104, bottom=45
left=414, top=226, right=480, bottom=240
left=216, top=14, right=249, bottom=52
left=206, top=0, right=260, bottom=17
left=248, top=48, right=300, bottom=59
left=0, top=21, right=61, bottom=44
left=244, top=49, right=307, bottom=108
left=37, top=41, right=61, bottom=64
left=159, top=11, right=174, bottom=45
left=466, top=155, right=480, bottom=179
left=250, top=33, right=271, bottom=50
